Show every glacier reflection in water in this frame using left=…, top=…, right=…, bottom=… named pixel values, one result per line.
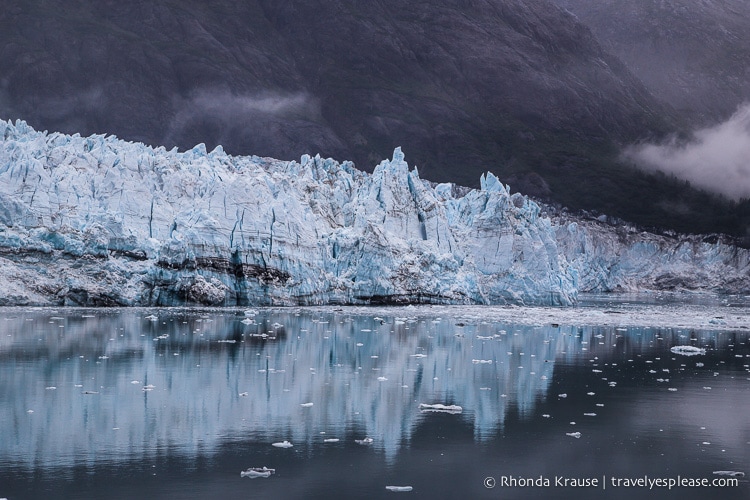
left=1, top=304, right=749, bottom=499
left=1, top=307, right=563, bottom=466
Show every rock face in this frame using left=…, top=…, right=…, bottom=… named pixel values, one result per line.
left=0, top=120, right=577, bottom=306
left=554, top=0, right=750, bottom=124
left=2, top=121, right=750, bottom=307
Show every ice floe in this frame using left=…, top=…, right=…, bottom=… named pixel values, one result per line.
left=241, top=467, right=275, bottom=478
left=419, top=403, right=463, bottom=414
left=271, top=441, right=293, bottom=448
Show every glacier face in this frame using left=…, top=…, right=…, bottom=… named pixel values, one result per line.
left=0, top=120, right=576, bottom=306
left=0, top=120, right=748, bottom=307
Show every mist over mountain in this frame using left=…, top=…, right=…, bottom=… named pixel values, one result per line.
left=2, top=0, right=748, bottom=236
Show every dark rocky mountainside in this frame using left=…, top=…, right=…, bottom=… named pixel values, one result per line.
left=554, top=0, right=750, bottom=125
left=1, top=0, right=745, bottom=235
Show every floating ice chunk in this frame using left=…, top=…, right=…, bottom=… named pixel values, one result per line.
left=243, top=309, right=258, bottom=317
left=670, top=346, right=706, bottom=356
left=241, top=467, right=275, bottom=478
left=410, top=354, right=427, bottom=358
left=668, top=388, right=678, bottom=392
left=542, top=414, right=551, bottom=418
left=558, top=393, right=568, bottom=398
left=587, top=392, right=595, bottom=396
left=584, top=413, right=597, bottom=417
left=696, top=362, right=704, bottom=367
left=272, top=441, right=293, bottom=448
left=713, top=471, right=745, bottom=477
left=385, top=486, right=413, bottom=492
left=45, top=386, right=57, bottom=390
left=144, top=315, right=158, bottom=321
left=241, top=318, right=253, bottom=325
left=300, top=402, right=314, bottom=407
left=377, top=377, right=388, bottom=381
left=419, top=403, right=462, bottom=414
left=324, top=438, right=340, bottom=443
left=472, top=359, right=492, bottom=364
left=142, top=384, right=155, bottom=391
left=566, top=432, right=582, bottom=439
left=355, top=437, right=374, bottom=445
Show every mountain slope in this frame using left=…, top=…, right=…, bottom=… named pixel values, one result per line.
left=553, top=0, right=750, bottom=125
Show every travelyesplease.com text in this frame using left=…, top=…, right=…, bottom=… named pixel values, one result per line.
left=484, top=474, right=740, bottom=490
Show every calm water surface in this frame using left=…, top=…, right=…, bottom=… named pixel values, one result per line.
left=0, top=301, right=748, bottom=499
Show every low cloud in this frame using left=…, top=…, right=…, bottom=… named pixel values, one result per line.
left=164, top=89, right=321, bottom=148
left=179, top=90, right=318, bottom=117
left=624, top=104, right=750, bottom=200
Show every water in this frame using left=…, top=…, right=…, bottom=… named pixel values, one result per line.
left=0, top=301, right=749, bottom=499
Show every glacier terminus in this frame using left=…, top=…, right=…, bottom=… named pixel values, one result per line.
left=0, top=120, right=748, bottom=307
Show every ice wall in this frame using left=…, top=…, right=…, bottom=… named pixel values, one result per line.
left=0, top=120, right=575, bottom=306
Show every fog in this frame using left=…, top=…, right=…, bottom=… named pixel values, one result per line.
left=164, top=89, right=321, bottom=146
left=625, top=104, right=750, bottom=200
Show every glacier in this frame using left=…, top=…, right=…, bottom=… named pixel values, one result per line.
left=0, top=119, right=748, bottom=306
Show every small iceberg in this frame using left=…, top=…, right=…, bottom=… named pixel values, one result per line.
left=385, top=486, right=413, bottom=492
left=300, top=402, right=314, bottom=407
left=471, top=359, right=492, bottom=364
left=323, top=438, right=340, bottom=443
left=272, top=441, right=293, bottom=448
left=566, top=432, right=582, bottom=439
left=670, top=345, right=706, bottom=356
left=241, top=467, right=275, bottom=478
left=419, top=403, right=462, bottom=414
left=144, top=315, right=158, bottom=321
left=355, top=437, right=374, bottom=445
left=243, top=309, right=258, bottom=317
left=241, top=318, right=253, bottom=325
